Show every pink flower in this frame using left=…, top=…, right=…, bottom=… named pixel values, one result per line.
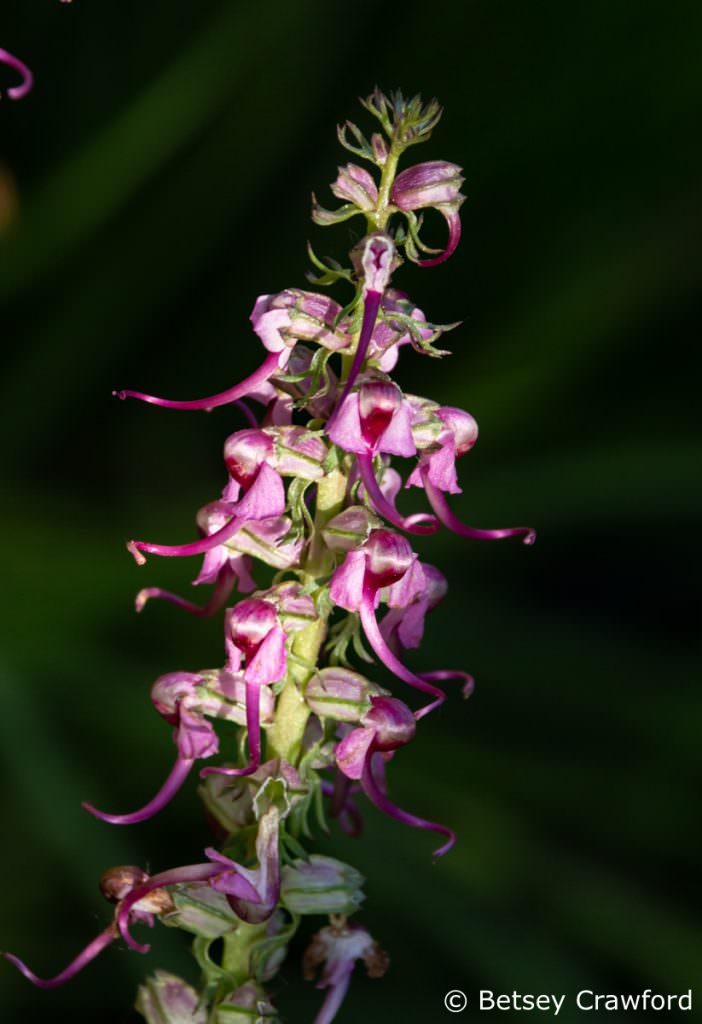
left=391, top=160, right=465, bottom=266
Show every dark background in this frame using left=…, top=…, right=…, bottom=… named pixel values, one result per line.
left=1, top=1, right=700, bottom=1021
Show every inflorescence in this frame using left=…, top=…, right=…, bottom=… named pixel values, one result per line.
left=4, top=86, right=534, bottom=1024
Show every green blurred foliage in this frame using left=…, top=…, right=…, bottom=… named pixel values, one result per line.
left=1, top=1, right=700, bottom=1021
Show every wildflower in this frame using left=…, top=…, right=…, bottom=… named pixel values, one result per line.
left=329, top=377, right=438, bottom=534
left=380, top=561, right=447, bottom=651
left=115, top=289, right=346, bottom=412
left=408, top=404, right=536, bottom=544
left=391, top=160, right=465, bottom=266
left=201, top=588, right=315, bottom=780
left=83, top=668, right=275, bottom=824
left=303, top=916, right=389, bottom=1024
left=0, top=48, right=33, bottom=101
left=331, top=233, right=396, bottom=416
left=2, top=867, right=173, bottom=988
left=115, top=805, right=283, bottom=952
left=127, top=434, right=285, bottom=565
left=330, top=164, right=378, bottom=211
left=335, top=696, right=455, bottom=857
left=329, top=529, right=446, bottom=716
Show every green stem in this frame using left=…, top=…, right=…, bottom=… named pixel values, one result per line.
left=368, top=139, right=401, bottom=232
left=221, top=921, right=267, bottom=986
left=267, top=469, right=347, bottom=761
left=306, top=468, right=347, bottom=579
left=266, top=615, right=326, bottom=763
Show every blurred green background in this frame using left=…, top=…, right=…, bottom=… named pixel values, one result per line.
left=1, top=1, right=700, bottom=1021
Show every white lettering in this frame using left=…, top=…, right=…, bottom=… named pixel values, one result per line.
left=680, top=990, right=692, bottom=1011
left=620, top=993, right=642, bottom=1010
left=552, top=995, right=565, bottom=1016
left=480, top=991, right=495, bottom=1010
left=577, top=991, right=594, bottom=1011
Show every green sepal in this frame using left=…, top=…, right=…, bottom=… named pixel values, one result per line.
left=322, top=444, right=341, bottom=475
left=381, top=307, right=458, bottom=359
left=360, top=87, right=443, bottom=149
left=250, top=912, right=300, bottom=984
left=311, top=195, right=363, bottom=227
left=326, top=612, right=373, bottom=667
left=280, top=828, right=309, bottom=862
left=286, top=477, right=315, bottom=538
left=306, top=242, right=354, bottom=287
left=336, top=120, right=377, bottom=164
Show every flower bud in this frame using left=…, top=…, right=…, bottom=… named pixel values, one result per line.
left=322, top=505, right=376, bottom=551
left=281, top=855, right=365, bottom=915
left=407, top=394, right=444, bottom=449
left=162, top=883, right=239, bottom=939
left=224, top=515, right=302, bottom=571
left=198, top=772, right=256, bottom=835
left=223, top=430, right=275, bottom=487
left=371, top=132, right=388, bottom=166
left=252, top=289, right=348, bottom=353
left=305, top=667, right=379, bottom=722
left=136, top=970, right=207, bottom=1024
left=392, top=160, right=464, bottom=211
left=269, top=425, right=327, bottom=480
left=214, top=982, right=278, bottom=1024
left=262, top=581, right=318, bottom=633
left=330, top=163, right=378, bottom=211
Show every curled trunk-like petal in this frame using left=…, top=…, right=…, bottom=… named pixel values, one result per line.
left=200, top=680, right=262, bottom=779
left=331, top=290, right=382, bottom=423
left=421, top=668, right=475, bottom=699
left=358, top=582, right=446, bottom=719
left=117, top=864, right=221, bottom=953
left=128, top=514, right=244, bottom=565
left=128, top=464, right=284, bottom=565
left=82, top=756, right=195, bottom=826
left=114, top=351, right=283, bottom=411
left=416, top=205, right=462, bottom=267
left=423, top=474, right=536, bottom=544
left=3, top=926, right=117, bottom=989
left=0, top=48, right=33, bottom=101
left=322, top=778, right=364, bottom=838
left=357, top=453, right=437, bottom=535
left=135, top=563, right=239, bottom=618
left=361, top=753, right=455, bottom=858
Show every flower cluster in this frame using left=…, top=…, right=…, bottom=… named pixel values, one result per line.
left=4, top=88, right=534, bottom=1023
